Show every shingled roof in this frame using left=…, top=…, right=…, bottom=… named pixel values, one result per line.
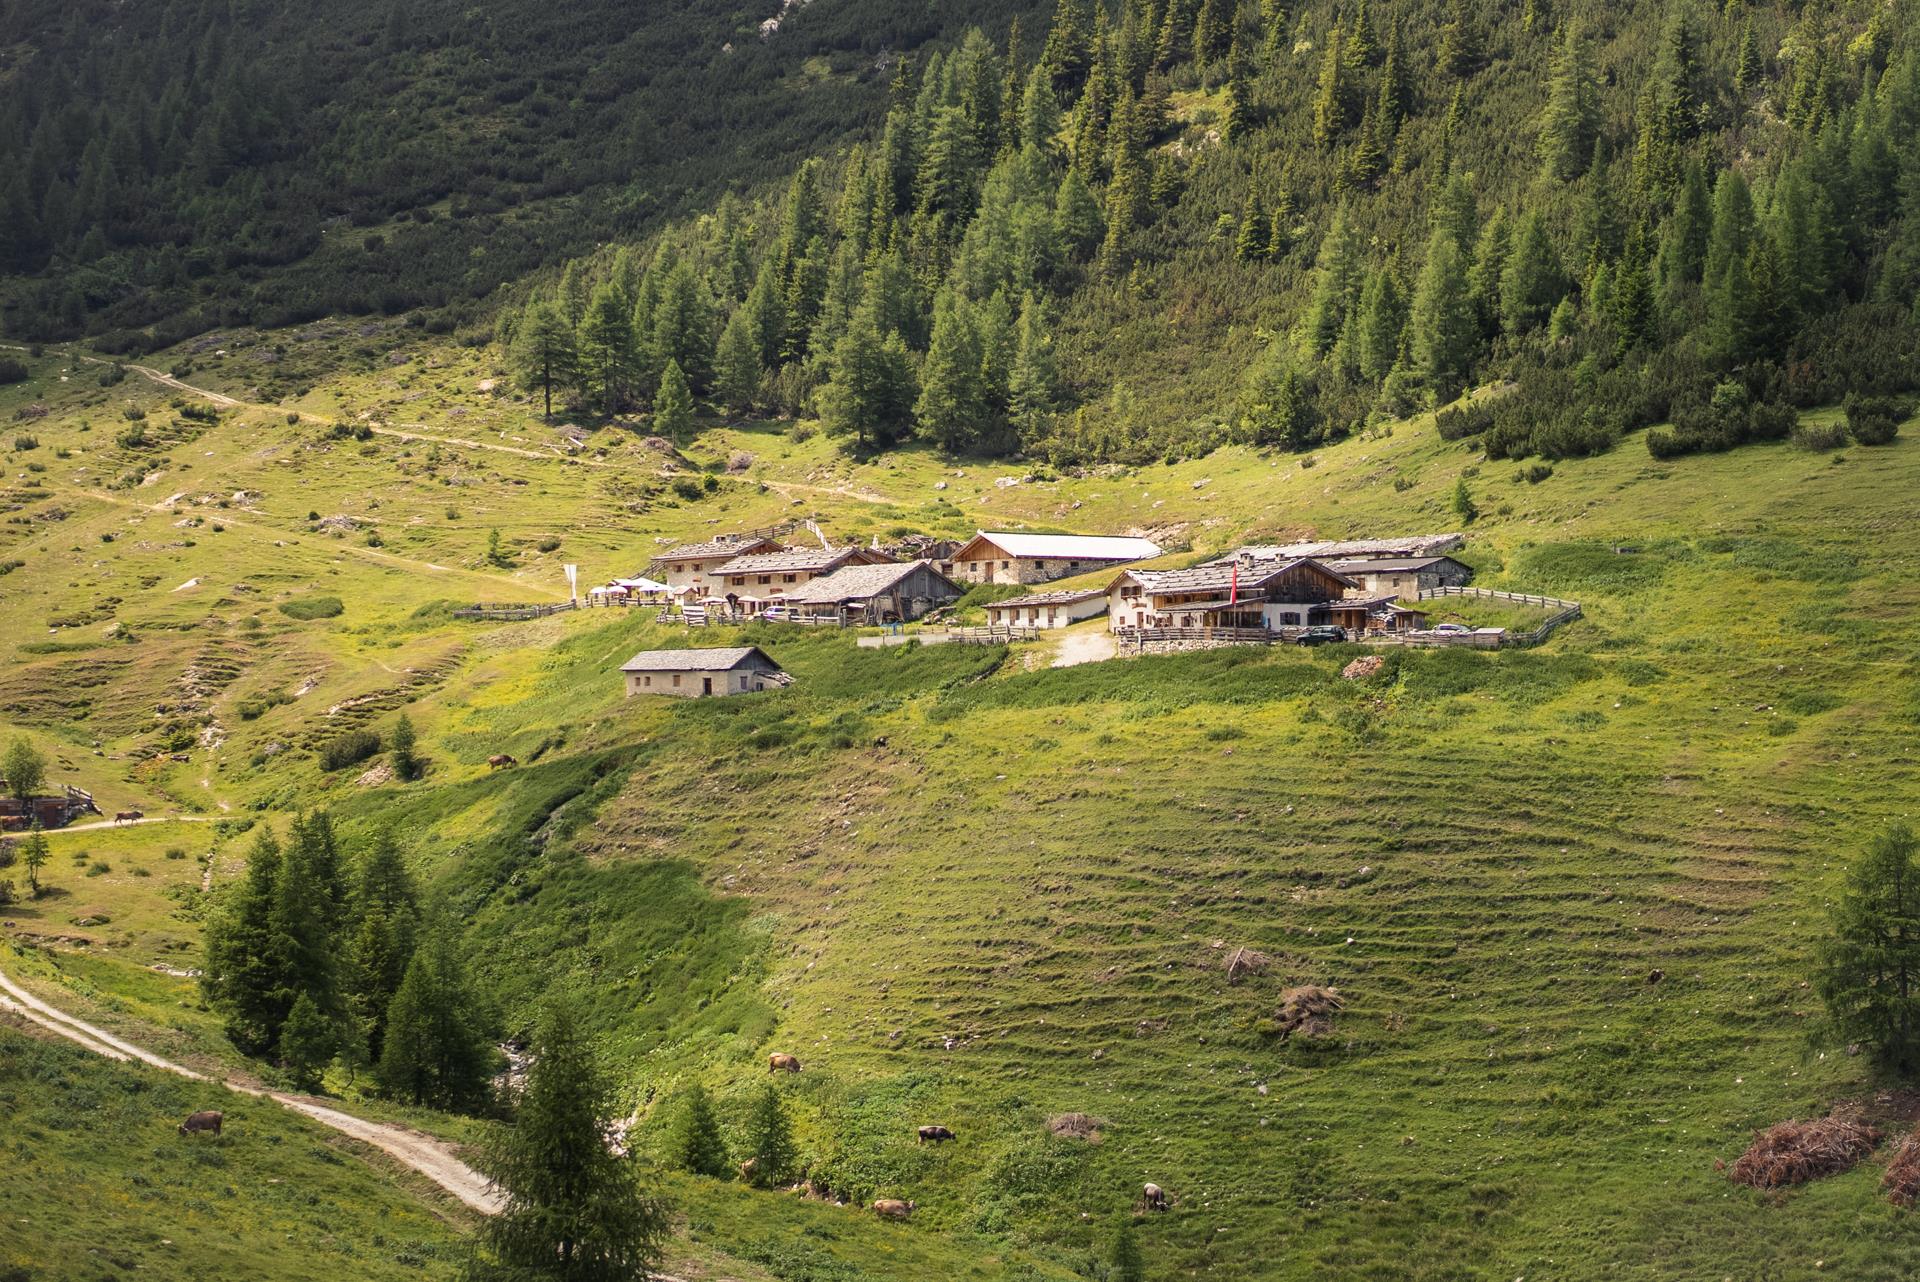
left=1120, top=557, right=1355, bottom=595
left=714, top=547, right=872, bottom=575
left=618, top=646, right=780, bottom=673
left=650, top=535, right=781, bottom=563
left=954, top=531, right=1162, bottom=562
left=783, top=560, right=953, bottom=602
left=990, top=587, right=1109, bottom=608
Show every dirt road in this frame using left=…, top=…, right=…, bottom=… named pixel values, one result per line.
left=0, top=966, right=503, bottom=1214
left=55, top=814, right=220, bottom=834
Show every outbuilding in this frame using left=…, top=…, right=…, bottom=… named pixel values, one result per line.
left=950, top=531, right=1162, bottom=586
left=984, top=587, right=1110, bottom=630
left=619, top=646, right=786, bottom=698
left=782, top=560, right=962, bottom=625
left=647, top=535, right=782, bottom=596
left=1324, top=556, right=1473, bottom=602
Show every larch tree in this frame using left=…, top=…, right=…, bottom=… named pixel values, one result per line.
left=201, top=827, right=288, bottom=1055
left=1536, top=23, right=1597, bottom=182
left=670, top=1083, right=732, bottom=1178
left=378, top=928, right=494, bottom=1112
left=653, top=359, right=694, bottom=438
left=577, top=282, right=639, bottom=416
left=1409, top=228, right=1477, bottom=402
left=1817, top=823, right=1920, bottom=1074
left=510, top=299, right=579, bottom=418
left=467, top=998, right=668, bottom=1282
left=740, top=1084, right=796, bottom=1188
left=714, top=306, right=762, bottom=414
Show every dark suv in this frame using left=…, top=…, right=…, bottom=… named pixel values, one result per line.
left=1294, top=625, right=1348, bottom=646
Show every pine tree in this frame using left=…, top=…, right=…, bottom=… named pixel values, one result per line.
left=916, top=290, right=990, bottom=453
left=741, top=1084, right=795, bottom=1188
left=1468, top=207, right=1513, bottom=335
left=1703, top=169, right=1756, bottom=293
left=557, top=260, right=590, bottom=328
left=1042, top=0, right=1097, bottom=93
left=509, top=300, right=579, bottom=419
left=743, top=263, right=789, bottom=371
left=1054, top=169, right=1105, bottom=261
left=817, top=298, right=918, bottom=450
left=577, top=283, right=639, bottom=417
left=1816, top=823, right=1920, bottom=1074
left=1259, top=0, right=1290, bottom=61
left=654, top=360, right=694, bottom=438
left=1021, top=65, right=1063, bottom=156
left=1266, top=183, right=1297, bottom=259
left=1451, top=475, right=1478, bottom=522
left=1657, top=162, right=1711, bottom=290
left=1378, top=23, right=1411, bottom=132
left=388, top=713, right=420, bottom=782
left=467, top=998, right=668, bottom=1281
left=1193, top=0, right=1231, bottom=66
left=279, top=990, right=336, bottom=1091
left=715, top=307, right=762, bottom=414
left=1222, top=27, right=1252, bottom=142
left=1345, top=0, right=1380, bottom=70
left=1235, top=189, right=1269, bottom=261
left=1342, top=102, right=1385, bottom=189
left=1409, top=228, right=1478, bottom=401
left=1537, top=23, right=1597, bottom=182
left=1733, top=16, right=1761, bottom=99
left=1438, top=0, right=1482, bottom=78
left=1240, top=339, right=1321, bottom=449
left=670, top=1083, right=731, bottom=1178
left=378, top=929, right=494, bottom=1111
left=1610, top=234, right=1656, bottom=355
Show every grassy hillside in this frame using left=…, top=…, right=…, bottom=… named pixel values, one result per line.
left=4, top=329, right=1920, bottom=1278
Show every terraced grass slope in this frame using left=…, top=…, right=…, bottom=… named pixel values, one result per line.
left=2, top=333, right=1919, bottom=1280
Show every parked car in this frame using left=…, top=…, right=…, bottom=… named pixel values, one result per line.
left=1294, top=625, right=1348, bottom=646
left=1430, top=622, right=1471, bottom=635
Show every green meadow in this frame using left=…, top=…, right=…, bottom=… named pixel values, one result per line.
left=3, top=333, right=1920, bottom=1279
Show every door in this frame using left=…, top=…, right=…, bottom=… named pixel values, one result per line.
left=702, top=677, right=713, bottom=696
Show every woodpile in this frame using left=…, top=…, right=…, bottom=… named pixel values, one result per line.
left=1047, top=1113, right=1104, bottom=1143
left=1729, top=1111, right=1881, bottom=1189
left=1276, top=985, right=1343, bottom=1038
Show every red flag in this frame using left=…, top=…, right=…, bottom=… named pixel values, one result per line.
left=1230, top=561, right=1238, bottom=605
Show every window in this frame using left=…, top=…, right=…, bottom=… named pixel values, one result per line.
left=672, top=674, right=682, bottom=687
left=759, top=575, right=772, bottom=585
left=783, top=573, right=796, bottom=583
left=643, top=674, right=652, bottom=686
left=1069, top=561, right=1080, bottom=569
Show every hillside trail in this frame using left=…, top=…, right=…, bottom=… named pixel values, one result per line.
left=0, top=965, right=503, bottom=1214
left=56, top=813, right=219, bottom=834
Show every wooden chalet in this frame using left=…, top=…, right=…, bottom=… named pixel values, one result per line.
left=1108, top=557, right=1356, bottom=631
left=781, top=560, right=962, bottom=625
left=709, top=546, right=893, bottom=613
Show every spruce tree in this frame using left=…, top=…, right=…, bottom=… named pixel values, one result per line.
left=1110, top=1219, right=1147, bottom=1282
left=347, top=828, right=419, bottom=1062
left=1355, top=267, right=1407, bottom=383
left=916, top=290, right=990, bottom=453
left=818, top=299, right=918, bottom=450
left=1054, top=169, right=1105, bottom=261
left=280, top=990, right=336, bottom=1092
left=1296, top=204, right=1362, bottom=354
left=651, top=262, right=714, bottom=391
left=1008, top=292, right=1062, bottom=435
left=1021, top=66, right=1063, bottom=156
left=1500, top=210, right=1566, bottom=335
left=1537, top=23, right=1597, bottom=182
left=202, top=827, right=287, bottom=1054
left=714, top=307, right=762, bottom=414
left=389, top=713, right=420, bottom=782
left=467, top=998, right=668, bottom=1281
left=1468, top=207, right=1512, bottom=335
left=377, top=929, right=494, bottom=1112
left=18, top=822, right=48, bottom=898
left=653, top=360, right=694, bottom=438
left=1451, top=475, right=1478, bottom=523
left=1311, top=25, right=1348, bottom=148
left=670, top=1083, right=731, bottom=1178
left=1438, top=0, right=1482, bottom=79
left=1816, top=823, right=1920, bottom=1074
left=1657, top=162, right=1712, bottom=290
left=741, top=1084, right=795, bottom=1188
left=1409, top=228, right=1478, bottom=401
left=1235, top=190, right=1269, bottom=261
left=577, top=283, right=639, bottom=417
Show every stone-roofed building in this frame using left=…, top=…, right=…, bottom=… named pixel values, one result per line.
left=984, top=587, right=1110, bottom=630
left=780, top=560, right=962, bottom=624
left=950, top=531, right=1163, bottom=585
left=647, top=534, right=782, bottom=595
left=618, top=646, right=786, bottom=697
left=710, top=546, right=894, bottom=611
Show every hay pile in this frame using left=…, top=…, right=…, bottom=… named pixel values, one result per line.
left=1729, top=1112, right=1881, bottom=1189
left=1884, top=1127, right=1920, bottom=1205
left=1276, top=985, right=1344, bottom=1038
left=1047, top=1113, right=1104, bottom=1143
left=1341, top=655, right=1385, bottom=681
left=1225, top=947, right=1272, bottom=984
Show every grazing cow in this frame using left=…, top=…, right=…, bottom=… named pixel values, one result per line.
left=738, top=1157, right=759, bottom=1182
left=1142, top=1182, right=1170, bottom=1212
left=178, top=1110, right=223, bottom=1136
left=917, top=1125, right=956, bottom=1145
left=768, top=1052, right=801, bottom=1074
left=872, top=1198, right=915, bottom=1221
left=487, top=754, right=517, bottom=770
left=114, top=811, right=143, bottom=824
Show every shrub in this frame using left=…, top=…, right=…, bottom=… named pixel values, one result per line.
left=0, top=357, right=29, bottom=384
left=98, top=364, right=126, bottom=387
left=1789, top=419, right=1848, bottom=452
left=671, top=477, right=704, bottom=501
left=1514, top=463, right=1553, bottom=484
left=317, top=729, right=382, bottom=771
left=115, top=424, right=148, bottom=449
left=1435, top=402, right=1493, bottom=441
left=535, top=536, right=561, bottom=552
left=278, top=596, right=344, bottom=620
left=13, top=434, right=39, bottom=451
left=1844, top=393, right=1910, bottom=446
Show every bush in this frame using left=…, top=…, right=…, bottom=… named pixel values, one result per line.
left=13, top=434, right=39, bottom=451
left=1435, top=402, right=1493, bottom=441
left=1844, top=393, right=1910, bottom=446
left=1789, top=420, right=1848, bottom=452
left=278, top=596, right=344, bottom=620
left=0, top=357, right=29, bottom=384
left=317, top=729, right=382, bottom=771
left=1514, top=463, right=1553, bottom=484
left=535, top=536, right=561, bottom=552
left=671, top=477, right=704, bottom=501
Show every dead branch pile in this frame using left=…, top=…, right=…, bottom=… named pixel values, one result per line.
left=1729, top=1111, right=1881, bottom=1189
left=1225, top=947, right=1272, bottom=984
left=1341, top=656, right=1385, bottom=681
left=1276, top=985, right=1344, bottom=1038
left=1884, top=1127, right=1920, bottom=1205
left=1047, top=1113, right=1104, bottom=1143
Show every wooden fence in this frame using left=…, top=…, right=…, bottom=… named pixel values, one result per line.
left=1416, top=586, right=1583, bottom=647
left=1114, top=625, right=1280, bottom=651
left=452, top=601, right=577, bottom=621
left=922, top=625, right=1040, bottom=645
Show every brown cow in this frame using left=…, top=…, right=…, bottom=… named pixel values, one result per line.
left=178, top=1110, right=223, bottom=1136
left=738, top=1157, right=759, bottom=1182
left=872, top=1198, right=915, bottom=1221
left=1142, top=1182, right=1170, bottom=1212
left=917, top=1125, right=956, bottom=1145
left=115, top=811, right=143, bottom=824
left=768, top=1052, right=801, bottom=1073
left=487, top=754, right=517, bottom=770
